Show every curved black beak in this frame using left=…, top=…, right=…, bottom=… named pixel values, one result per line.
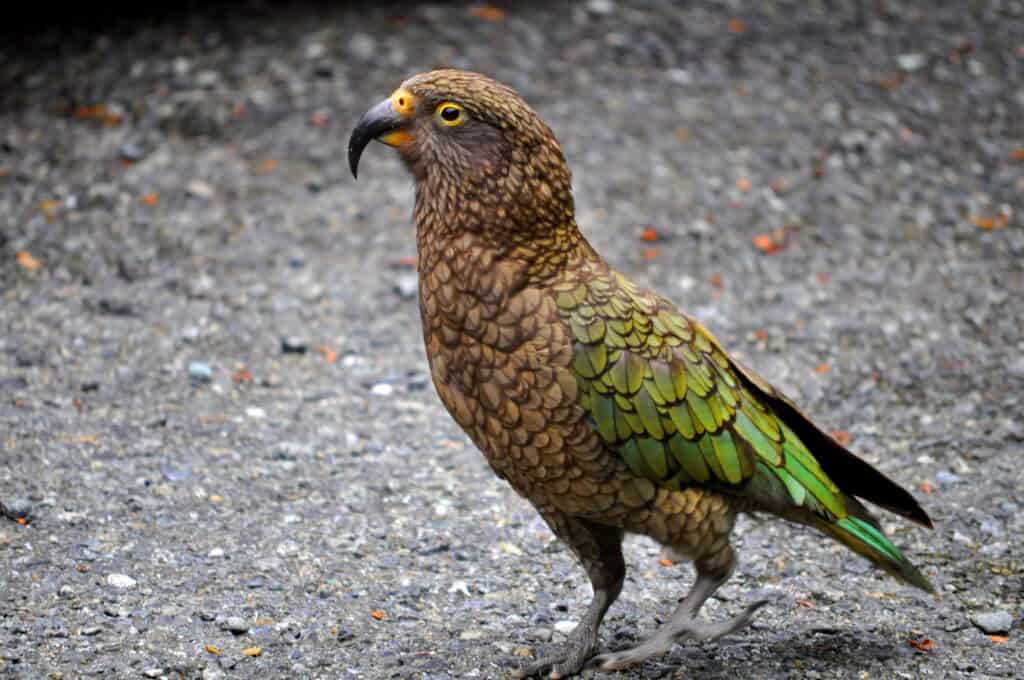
left=348, top=98, right=408, bottom=179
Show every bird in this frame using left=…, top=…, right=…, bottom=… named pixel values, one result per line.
left=348, top=70, right=934, bottom=678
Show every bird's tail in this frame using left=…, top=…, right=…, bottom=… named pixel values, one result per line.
left=811, top=506, right=935, bottom=594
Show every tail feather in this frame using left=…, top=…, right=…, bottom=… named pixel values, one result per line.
left=813, top=512, right=935, bottom=594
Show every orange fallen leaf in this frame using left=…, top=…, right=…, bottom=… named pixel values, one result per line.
left=15, top=517, right=27, bottom=525
left=642, top=247, right=660, bottom=261
left=468, top=4, right=506, bottom=21
left=316, top=345, right=338, bottom=364
left=232, top=368, right=253, bottom=383
left=209, top=494, right=224, bottom=504
left=241, top=646, right=262, bottom=657
left=141, top=192, right=159, bottom=206
left=640, top=227, right=660, bottom=242
left=330, top=626, right=339, bottom=636
left=752, top=234, right=783, bottom=255
left=988, top=635, right=1008, bottom=644
left=831, top=430, right=852, bottom=446
left=1011, top=148, right=1024, bottom=161
left=908, top=638, right=934, bottom=652
left=310, top=112, right=329, bottom=127
left=736, top=177, right=752, bottom=192
left=16, top=251, right=41, bottom=272
left=709, top=274, right=723, bottom=288
left=673, top=127, right=691, bottom=142
left=796, top=598, right=814, bottom=609
left=371, top=610, right=387, bottom=620
left=815, top=363, right=831, bottom=374
left=205, top=644, right=220, bottom=655
left=816, top=272, right=829, bottom=285
left=728, top=18, right=746, bottom=33
left=753, top=329, right=768, bottom=342
left=232, top=101, right=247, bottom=119
left=971, top=215, right=996, bottom=230
left=256, top=158, right=277, bottom=175
left=919, top=482, right=935, bottom=495
left=659, top=558, right=675, bottom=567
left=76, top=564, right=91, bottom=572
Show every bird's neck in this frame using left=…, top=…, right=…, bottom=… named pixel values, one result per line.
left=413, top=152, right=595, bottom=282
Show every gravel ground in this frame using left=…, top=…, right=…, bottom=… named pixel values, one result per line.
left=2, top=1, right=1022, bottom=678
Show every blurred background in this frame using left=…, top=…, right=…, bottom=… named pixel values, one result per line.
left=1, top=2, right=1021, bottom=678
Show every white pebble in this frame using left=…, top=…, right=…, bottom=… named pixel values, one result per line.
left=553, top=620, right=578, bottom=635
left=107, top=573, right=137, bottom=589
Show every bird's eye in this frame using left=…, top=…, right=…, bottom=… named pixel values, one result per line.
left=435, top=102, right=465, bottom=127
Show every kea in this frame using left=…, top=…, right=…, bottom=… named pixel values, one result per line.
left=348, top=70, right=934, bottom=678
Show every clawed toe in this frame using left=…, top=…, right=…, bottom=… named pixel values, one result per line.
left=682, top=598, right=770, bottom=641
left=514, top=644, right=596, bottom=679
left=590, top=639, right=672, bottom=671
left=588, top=599, right=771, bottom=672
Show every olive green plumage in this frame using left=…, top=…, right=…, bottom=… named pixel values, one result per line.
left=556, top=265, right=933, bottom=592
left=349, top=69, right=934, bottom=678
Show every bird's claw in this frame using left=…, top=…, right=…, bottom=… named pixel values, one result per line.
left=589, top=599, right=770, bottom=671
left=512, top=638, right=598, bottom=679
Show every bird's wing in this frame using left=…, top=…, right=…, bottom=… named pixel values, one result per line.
left=558, top=266, right=910, bottom=525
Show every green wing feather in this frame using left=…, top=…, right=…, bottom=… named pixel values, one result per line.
left=559, top=270, right=844, bottom=520
left=557, top=266, right=934, bottom=591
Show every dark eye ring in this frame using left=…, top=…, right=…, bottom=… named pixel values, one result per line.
left=440, top=106, right=461, bottom=122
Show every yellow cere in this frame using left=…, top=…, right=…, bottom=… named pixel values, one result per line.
left=390, top=89, right=416, bottom=118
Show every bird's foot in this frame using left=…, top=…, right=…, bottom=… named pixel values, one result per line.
left=590, top=599, right=768, bottom=671
left=513, top=627, right=598, bottom=679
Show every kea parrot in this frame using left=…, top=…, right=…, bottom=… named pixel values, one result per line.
left=348, top=70, right=934, bottom=678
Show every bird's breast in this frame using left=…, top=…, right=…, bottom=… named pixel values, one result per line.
left=417, top=233, right=597, bottom=493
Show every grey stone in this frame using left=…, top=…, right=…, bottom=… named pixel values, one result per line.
left=970, top=610, right=1013, bottom=635
left=221, top=616, right=249, bottom=634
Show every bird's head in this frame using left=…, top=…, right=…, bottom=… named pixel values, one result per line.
left=349, top=70, right=576, bottom=240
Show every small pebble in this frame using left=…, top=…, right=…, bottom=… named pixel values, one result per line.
left=106, top=573, right=137, bottom=589
left=162, top=466, right=192, bottom=482
left=393, top=274, right=418, bottom=300
left=553, top=620, right=578, bottom=635
left=142, top=669, right=163, bottom=678
left=281, top=336, right=309, bottom=354
left=81, top=626, right=101, bottom=636
left=970, top=610, right=1013, bottom=634
left=246, top=407, right=267, bottom=419
left=2, top=497, right=33, bottom=521
left=119, top=142, right=145, bottom=162
left=897, top=53, right=926, bottom=71
left=189, top=362, right=213, bottom=382
left=221, top=616, right=249, bottom=634
left=935, top=470, right=962, bottom=489
left=370, top=383, right=394, bottom=397
left=187, top=180, right=215, bottom=198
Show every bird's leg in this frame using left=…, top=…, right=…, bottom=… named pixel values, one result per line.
left=592, top=545, right=768, bottom=671
left=514, top=514, right=624, bottom=680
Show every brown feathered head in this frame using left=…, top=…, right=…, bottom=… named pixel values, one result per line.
left=349, top=70, right=576, bottom=240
